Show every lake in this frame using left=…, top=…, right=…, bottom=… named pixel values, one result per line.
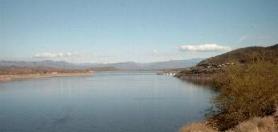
left=0, top=72, right=215, bottom=132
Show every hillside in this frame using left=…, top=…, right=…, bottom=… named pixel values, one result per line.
left=177, top=44, right=278, bottom=131
left=175, top=44, right=278, bottom=79
left=198, top=44, right=278, bottom=66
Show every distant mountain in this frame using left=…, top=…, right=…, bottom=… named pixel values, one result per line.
left=142, top=59, right=203, bottom=70
left=86, top=58, right=202, bottom=70
left=0, top=60, right=84, bottom=69
left=0, top=58, right=202, bottom=71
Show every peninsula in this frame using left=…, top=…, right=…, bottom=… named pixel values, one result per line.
left=0, top=66, right=94, bottom=82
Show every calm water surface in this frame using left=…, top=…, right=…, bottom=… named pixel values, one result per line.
left=0, top=72, right=215, bottom=132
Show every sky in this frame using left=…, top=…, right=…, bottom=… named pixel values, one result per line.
left=1, top=0, right=278, bottom=63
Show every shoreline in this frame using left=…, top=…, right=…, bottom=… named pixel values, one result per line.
left=176, top=74, right=215, bottom=85
left=0, top=72, right=94, bottom=82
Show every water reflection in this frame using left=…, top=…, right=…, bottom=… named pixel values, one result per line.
left=0, top=72, right=215, bottom=132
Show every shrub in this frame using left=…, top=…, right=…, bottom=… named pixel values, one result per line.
left=212, top=60, right=278, bottom=130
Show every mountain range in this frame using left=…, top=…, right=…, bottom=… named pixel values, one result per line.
left=0, top=58, right=202, bottom=71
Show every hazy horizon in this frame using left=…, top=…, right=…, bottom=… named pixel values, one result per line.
left=1, top=0, right=278, bottom=63
left=0, top=57, right=204, bottom=65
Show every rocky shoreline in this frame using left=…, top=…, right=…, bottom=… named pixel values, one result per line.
left=174, top=64, right=224, bottom=86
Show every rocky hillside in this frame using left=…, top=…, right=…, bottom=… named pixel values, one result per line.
left=175, top=44, right=278, bottom=79
left=198, top=44, right=278, bottom=66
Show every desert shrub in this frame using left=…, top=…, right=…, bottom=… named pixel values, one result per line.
left=212, top=60, right=278, bottom=130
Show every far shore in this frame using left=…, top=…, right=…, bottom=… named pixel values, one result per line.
left=0, top=72, right=94, bottom=82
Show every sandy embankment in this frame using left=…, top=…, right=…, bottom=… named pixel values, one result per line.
left=0, top=72, right=94, bottom=82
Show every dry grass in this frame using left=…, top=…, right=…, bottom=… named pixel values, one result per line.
left=180, top=122, right=217, bottom=132
left=229, top=116, right=277, bottom=132
left=181, top=116, right=277, bottom=132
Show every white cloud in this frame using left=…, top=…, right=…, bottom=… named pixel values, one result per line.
left=238, top=35, right=272, bottom=44
left=238, top=35, right=248, bottom=43
left=152, top=49, right=159, bottom=54
left=32, top=52, right=116, bottom=63
left=33, top=52, right=78, bottom=58
left=179, top=44, right=231, bottom=52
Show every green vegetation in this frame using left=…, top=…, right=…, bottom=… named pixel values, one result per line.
left=212, top=60, right=278, bottom=130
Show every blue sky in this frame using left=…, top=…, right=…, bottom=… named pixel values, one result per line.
left=1, top=0, right=278, bottom=63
